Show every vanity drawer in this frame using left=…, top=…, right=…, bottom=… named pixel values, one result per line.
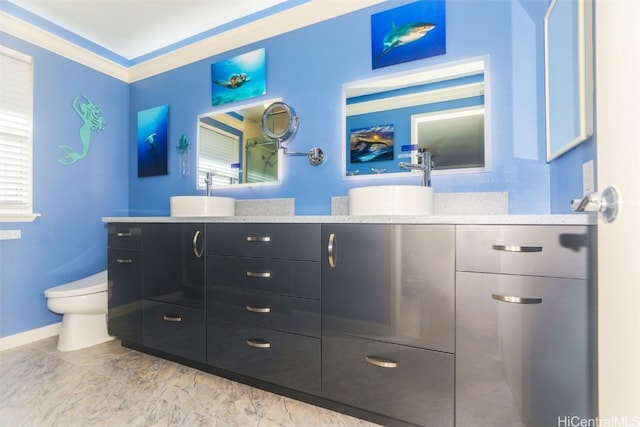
left=322, top=334, right=454, bottom=426
left=142, top=300, right=205, bottom=363
left=108, top=223, right=143, bottom=250
left=207, top=256, right=320, bottom=299
left=207, top=288, right=321, bottom=337
left=107, top=248, right=143, bottom=343
left=456, top=225, right=594, bottom=279
left=207, top=318, right=321, bottom=395
left=206, top=223, right=320, bottom=261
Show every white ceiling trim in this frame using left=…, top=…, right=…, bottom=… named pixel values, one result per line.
left=1, top=0, right=386, bottom=84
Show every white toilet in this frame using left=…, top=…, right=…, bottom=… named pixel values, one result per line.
left=45, top=270, right=113, bottom=351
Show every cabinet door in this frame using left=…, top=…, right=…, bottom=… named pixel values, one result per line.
left=322, top=333, right=454, bottom=426
left=107, top=247, right=143, bottom=343
left=456, top=272, right=596, bottom=426
left=322, top=224, right=455, bottom=352
left=144, top=223, right=205, bottom=309
left=143, top=300, right=205, bottom=363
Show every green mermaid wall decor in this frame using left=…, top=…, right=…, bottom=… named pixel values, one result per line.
left=58, top=95, right=106, bottom=165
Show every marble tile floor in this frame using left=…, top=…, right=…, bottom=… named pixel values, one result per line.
left=0, top=337, right=379, bottom=427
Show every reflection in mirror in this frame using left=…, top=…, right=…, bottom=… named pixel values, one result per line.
left=197, top=99, right=280, bottom=189
left=261, top=101, right=299, bottom=145
left=343, top=58, right=488, bottom=178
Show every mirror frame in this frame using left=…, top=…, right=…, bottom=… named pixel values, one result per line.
left=341, top=57, right=490, bottom=180
left=196, top=98, right=282, bottom=189
left=544, top=0, right=594, bottom=162
left=261, top=101, right=299, bottom=145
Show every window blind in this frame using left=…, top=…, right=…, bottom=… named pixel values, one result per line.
left=198, top=124, right=240, bottom=186
left=0, top=46, right=34, bottom=217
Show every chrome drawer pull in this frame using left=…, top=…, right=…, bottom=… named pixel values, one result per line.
left=246, top=236, right=271, bottom=242
left=192, top=230, right=204, bottom=258
left=365, top=355, right=398, bottom=369
left=246, top=271, right=271, bottom=278
left=491, top=293, right=542, bottom=304
left=246, top=339, right=271, bottom=349
left=246, top=305, right=271, bottom=313
left=491, top=244, right=542, bottom=253
left=116, top=258, right=133, bottom=264
left=163, top=315, right=182, bottom=322
left=328, top=233, right=336, bottom=268
left=116, top=231, right=132, bottom=237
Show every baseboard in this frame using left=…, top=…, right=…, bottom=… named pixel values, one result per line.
left=0, top=323, right=60, bottom=352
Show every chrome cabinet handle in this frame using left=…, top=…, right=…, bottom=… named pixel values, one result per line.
left=246, top=339, right=271, bottom=349
left=246, top=271, right=271, bottom=278
left=365, top=355, right=398, bottom=368
left=492, top=244, right=542, bottom=253
left=246, top=305, right=271, bottom=313
left=163, top=315, right=182, bottom=322
left=328, top=233, right=336, bottom=268
left=246, top=236, right=271, bottom=242
left=192, top=230, right=204, bottom=258
left=491, top=293, right=542, bottom=304
left=116, top=231, right=132, bottom=237
left=116, top=258, right=132, bottom=264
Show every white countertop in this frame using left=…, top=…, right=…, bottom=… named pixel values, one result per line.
left=102, top=214, right=597, bottom=225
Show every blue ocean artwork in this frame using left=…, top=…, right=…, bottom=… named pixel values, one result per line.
left=371, top=0, right=446, bottom=69
left=211, top=48, right=267, bottom=106
left=137, top=104, right=169, bottom=177
left=58, top=95, right=105, bottom=165
left=350, top=125, right=395, bottom=163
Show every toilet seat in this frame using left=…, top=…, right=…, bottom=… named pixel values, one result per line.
left=45, top=270, right=108, bottom=298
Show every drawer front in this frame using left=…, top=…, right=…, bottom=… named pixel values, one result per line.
left=108, top=249, right=143, bottom=343
left=207, top=256, right=320, bottom=299
left=207, top=318, right=321, bottom=395
left=143, top=300, right=206, bottom=363
left=207, top=288, right=321, bottom=337
left=322, top=334, right=454, bottom=426
left=206, top=223, right=320, bottom=260
left=456, top=225, right=594, bottom=279
left=108, top=223, right=143, bottom=250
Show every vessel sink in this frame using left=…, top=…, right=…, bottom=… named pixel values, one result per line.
left=349, top=185, right=434, bottom=215
left=170, top=196, right=235, bottom=217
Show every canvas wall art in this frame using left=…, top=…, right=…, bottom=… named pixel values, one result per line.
left=371, top=0, right=446, bottom=69
left=137, top=104, right=169, bottom=177
left=350, top=124, right=395, bottom=164
left=211, top=48, right=267, bottom=106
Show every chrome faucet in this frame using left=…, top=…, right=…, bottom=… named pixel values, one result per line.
left=204, top=172, right=213, bottom=196
left=399, top=149, right=433, bottom=187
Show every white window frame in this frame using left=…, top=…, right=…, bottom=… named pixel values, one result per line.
left=0, top=46, right=40, bottom=222
left=0, top=46, right=39, bottom=222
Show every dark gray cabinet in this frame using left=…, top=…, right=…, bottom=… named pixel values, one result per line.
left=321, top=224, right=455, bottom=426
left=107, top=223, right=143, bottom=343
left=455, top=225, right=597, bottom=426
left=141, top=223, right=206, bottom=362
left=206, top=223, right=322, bottom=396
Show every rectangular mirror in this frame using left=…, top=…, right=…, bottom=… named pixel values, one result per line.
left=343, top=58, right=489, bottom=179
left=544, top=0, right=593, bottom=162
left=197, top=98, right=281, bottom=188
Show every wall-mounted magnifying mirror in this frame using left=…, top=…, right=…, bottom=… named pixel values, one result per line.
left=197, top=98, right=281, bottom=189
left=343, top=57, right=489, bottom=179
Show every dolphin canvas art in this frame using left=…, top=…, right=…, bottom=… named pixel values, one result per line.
left=371, top=0, right=446, bottom=69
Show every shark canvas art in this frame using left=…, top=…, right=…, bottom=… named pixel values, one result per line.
left=371, top=0, right=446, bottom=69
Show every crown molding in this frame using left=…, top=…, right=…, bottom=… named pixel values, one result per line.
left=1, top=0, right=386, bottom=84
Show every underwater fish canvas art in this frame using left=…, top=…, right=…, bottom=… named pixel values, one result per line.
left=137, top=104, right=168, bottom=177
left=371, top=0, right=446, bottom=69
left=211, top=48, right=267, bottom=106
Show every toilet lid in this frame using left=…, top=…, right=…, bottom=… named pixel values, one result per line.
left=44, top=270, right=108, bottom=298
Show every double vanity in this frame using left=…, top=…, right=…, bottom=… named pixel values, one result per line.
left=105, top=213, right=596, bottom=427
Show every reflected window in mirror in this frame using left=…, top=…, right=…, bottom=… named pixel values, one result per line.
left=197, top=99, right=281, bottom=189
left=343, top=58, right=489, bottom=179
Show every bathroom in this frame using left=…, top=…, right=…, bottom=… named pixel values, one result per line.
left=0, top=0, right=637, bottom=424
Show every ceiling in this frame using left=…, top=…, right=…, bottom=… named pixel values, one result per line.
left=7, top=0, right=291, bottom=60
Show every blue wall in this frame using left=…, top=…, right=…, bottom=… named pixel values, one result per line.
left=0, top=33, right=129, bottom=338
left=0, top=0, right=594, bottom=338
left=128, top=0, right=555, bottom=216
